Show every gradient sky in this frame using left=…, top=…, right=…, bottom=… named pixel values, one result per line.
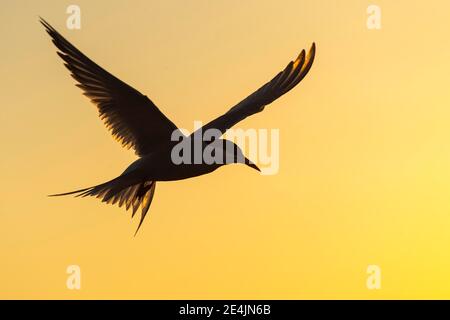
left=2, top=0, right=450, bottom=299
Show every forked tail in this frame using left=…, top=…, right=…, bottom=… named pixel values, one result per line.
left=49, top=174, right=156, bottom=235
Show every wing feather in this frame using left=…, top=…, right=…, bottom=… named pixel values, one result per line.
left=41, top=18, right=178, bottom=156
left=201, top=43, right=315, bottom=135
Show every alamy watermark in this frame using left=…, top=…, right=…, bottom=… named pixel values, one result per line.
left=66, top=5, right=81, bottom=30
left=366, top=265, right=381, bottom=290
left=66, top=265, right=81, bottom=290
left=367, top=5, right=382, bottom=30
left=170, top=121, right=280, bottom=175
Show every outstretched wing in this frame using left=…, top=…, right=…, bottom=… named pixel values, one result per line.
left=41, top=18, right=178, bottom=156
left=201, top=43, right=315, bottom=135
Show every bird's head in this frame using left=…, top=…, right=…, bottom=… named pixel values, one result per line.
left=208, top=139, right=260, bottom=172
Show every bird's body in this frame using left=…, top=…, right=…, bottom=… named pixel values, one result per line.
left=122, top=140, right=222, bottom=182
left=40, top=17, right=315, bottom=233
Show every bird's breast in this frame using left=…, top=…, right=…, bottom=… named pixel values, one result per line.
left=136, top=154, right=220, bottom=181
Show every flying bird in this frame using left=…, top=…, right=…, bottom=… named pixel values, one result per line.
left=41, top=18, right=316, bottom=234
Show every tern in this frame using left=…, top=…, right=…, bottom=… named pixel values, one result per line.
left=41, top=18, right=316, bottom=233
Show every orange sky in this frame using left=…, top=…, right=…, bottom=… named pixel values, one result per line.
left=2, top=0, right=450, bottom=299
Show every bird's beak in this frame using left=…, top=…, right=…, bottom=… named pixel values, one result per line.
left=245, top=158, right=261, bottom=172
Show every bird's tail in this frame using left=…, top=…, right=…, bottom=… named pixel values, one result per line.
left=49, top=173, right=156, bottom=235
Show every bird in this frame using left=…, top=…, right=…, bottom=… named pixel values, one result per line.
left=41, top=17, right=316, bottom=234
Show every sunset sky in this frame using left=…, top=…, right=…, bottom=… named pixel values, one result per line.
left=2, top=0, right=450, bottom=299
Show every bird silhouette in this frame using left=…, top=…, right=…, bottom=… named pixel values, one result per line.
left=41, top=18, right=316, bottom=234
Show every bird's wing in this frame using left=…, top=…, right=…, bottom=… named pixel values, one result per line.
left=41, top=18, right=178, bottom=156
left=201, top=43, right=315, bottom=135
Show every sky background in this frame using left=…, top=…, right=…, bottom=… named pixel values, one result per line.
left=2, top=0, right=450, bottom=299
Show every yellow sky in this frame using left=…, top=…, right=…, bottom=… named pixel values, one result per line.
left=2, top=0, right=450, bottom=299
